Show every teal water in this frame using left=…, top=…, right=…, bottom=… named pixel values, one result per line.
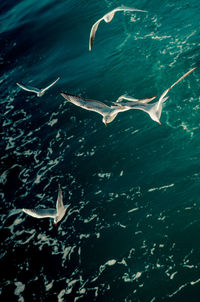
left=1, top=0, right=200, bottom=301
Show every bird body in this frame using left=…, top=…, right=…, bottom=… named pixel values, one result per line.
left=60, top=92, right=130, bottom=125
left=17, top=77, right=60, bottom=97
left=89, top=6, right=147, bottom=51
left=116, top=67, right=197, bottom=124
left=22, top=185, right=67, bottom=224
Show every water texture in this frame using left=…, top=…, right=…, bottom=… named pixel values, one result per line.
left=1, top=0, right=200, bottom=301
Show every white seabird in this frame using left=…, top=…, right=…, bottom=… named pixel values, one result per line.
left=115, top=67, right=197, bottom=124
left=60, top=92, right=138, bottom=125
left=22, top=184, right=67, bottom=225
left=89, top=6, right=147, bottom=51
left=17, top=77, right=60, bottom=97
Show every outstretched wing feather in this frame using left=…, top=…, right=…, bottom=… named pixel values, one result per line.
left=22, top=208, right=56, bottom=219
left=42, top=77, right=60, bottom=92
left=158, top=67, right=197, bottom=110
left=17, top=83, right=40, bottom=93
left=60, top=93, right=108, bottom=116
left=117, top=95, right=156, bottom=103
left=56, top=184, right=64, bottom=213
left=89, top=19, right=102, bottom=51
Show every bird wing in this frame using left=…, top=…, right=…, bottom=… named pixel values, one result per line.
left=169, top=67, right=197, bottom=91
left=116, top=6, right=148, bottom=13
left=158, top=67, right=197, bottom=109
left=60, top=93, right=109, bottom=116
left=16, top=83, right=40, bottom=93
left=22, top=208, right=56, bottom=219
left=114, top=102, right=147, bottom=111
left=103, top=9, right=118, bottom=23
left=117, top=102, right=160, bottom=122
left=56, top=184, right=64, bottom=214
left=110, top=104, right=130, bottom=114
left=89, top=6, right=147, bottom=51
left=89, top=18, right=103, bottom=51
left=42, top=77, right=60, bottom=92
left=116, top=95, right=156, bottom=103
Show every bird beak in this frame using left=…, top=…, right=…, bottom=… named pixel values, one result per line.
left=158, top=121, right=161, bottom=125
left=105, top=122, right=107, bottom=127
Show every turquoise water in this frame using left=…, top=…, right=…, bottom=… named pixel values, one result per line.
left=1, top=0, right=200, bottom=301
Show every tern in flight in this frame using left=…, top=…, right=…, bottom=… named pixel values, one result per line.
left=115, top=67, right=197, bottom=124
left=60, top=92, right=155, bottom=126
left=22, top=184, right=67, bottom=225
left=89, top=6, right=147, bottom=51
left=17, top=77, right=60, bottom=97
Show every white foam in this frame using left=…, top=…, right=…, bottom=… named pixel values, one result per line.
left=105, top=259, right=116, bottom=266
left=118, top=258, right=127, bottom=266
left=79, top=288, right=86, bottom=294
left=98, top=172, right=111, bottom=179
left=48, top=118, right=58, bottom=126
left=191, top=278, right=200, bottom=285
left=170, top=272, right=177, bottom=280
left=148, top=183, right=174, bottom=192
left=0, top=170, right=9, bottom=184
left=46, top=280, right=54, bottom=291
left=128, top=207, right=139, bottom=213
left=119, top=224, right=126, bottom=228
left=14, top=281, right=25, bottom=302
left=168, top=283, right=187, bottom=298
left=58, top=289, right=66, bottom=302
left=134, top=272, right=142, bottom=280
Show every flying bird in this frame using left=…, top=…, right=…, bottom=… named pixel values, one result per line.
left=115, top=67, right=197, bottom=124
left=89, top=6, right=147, bottom=51
left=17, top=77, right=60, bottom=97
left=22, top=184, right=67, bottom=225
left=60, top=92, right=134, bottom=125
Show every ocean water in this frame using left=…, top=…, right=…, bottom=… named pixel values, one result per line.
left=1, top=0, right=200, bottom=301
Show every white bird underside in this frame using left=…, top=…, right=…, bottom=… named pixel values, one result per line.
left=22, top=208, right=57, bottom=219
left=60, top=92, right=110, bottom=116
left=16, top=83, right=41, bottom=94
left=41, top=77, right=60, bottom=92
left=56, top=184, right=65, bottom=214
left=89, top=6, right=147, bottom=51
left=17, top=77, right=60, bottom=96
left=60, top=92, right=130, bottom=125
left=116, top=67, right=197, bottom=123
left=22, top=184, right=67, bottom=224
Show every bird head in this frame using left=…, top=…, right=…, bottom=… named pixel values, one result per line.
left=102, top=113, right=118, bottom=126
left=102, top=116, right=108, bottom=126
left=54, top=208, right=67, bottom=225
left=54, top=216, right=59, bottom=225
left=151, top=114, right=161, bottom=125
left=37, top=91, right=44, bottom=97
left=104, top=11, right=115, bottom=23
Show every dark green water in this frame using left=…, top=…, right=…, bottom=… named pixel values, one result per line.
left=1, top=0, right=200, bottom=301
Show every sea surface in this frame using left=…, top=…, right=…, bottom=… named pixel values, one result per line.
left=1, top=0, right=200, bottom=301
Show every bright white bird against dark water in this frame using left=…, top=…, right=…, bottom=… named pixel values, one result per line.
left=22, top=184, right=67, bottom=225
left=89, top=6, right=147, bottom=51
left=60, top=92, right=154, bottom=126
left=16, top=77, right=60, bottom=97
left=115, top=67, right=197, bottom=124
